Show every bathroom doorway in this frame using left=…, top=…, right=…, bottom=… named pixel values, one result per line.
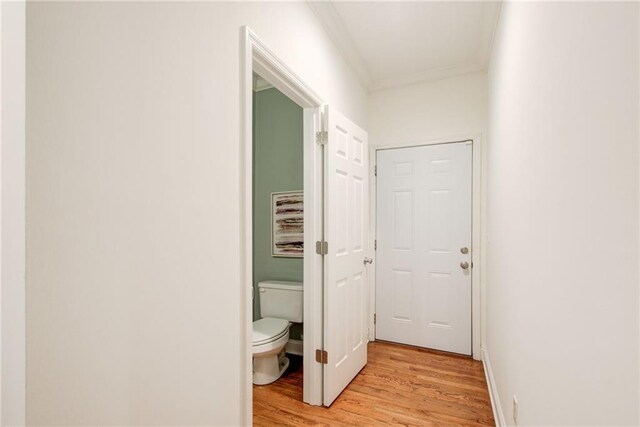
left=242, top=28, right=372, bottom=421
left=251, top=71, right=305, bottom=382
left=241, top=27, right=326, bottom=421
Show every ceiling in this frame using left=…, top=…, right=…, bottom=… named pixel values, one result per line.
left=309, top=1, right=502, bottom=92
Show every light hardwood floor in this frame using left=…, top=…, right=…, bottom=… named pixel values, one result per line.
left=253, top=341, right=495, bottom=426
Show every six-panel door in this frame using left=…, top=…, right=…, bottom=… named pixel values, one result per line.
left=323, top=106, right=369, bottom=406
left=375, top=142, right=472, bottom=355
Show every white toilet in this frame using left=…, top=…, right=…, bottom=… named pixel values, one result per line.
left=253, top=280, right=303, bottom=385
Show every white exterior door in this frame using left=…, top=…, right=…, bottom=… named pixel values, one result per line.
left=376, top=142, right=472, bottom=355
left=323, top=106, right=369, bottom=406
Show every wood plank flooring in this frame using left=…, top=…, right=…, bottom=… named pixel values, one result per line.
left=253, top=341, right=495, bottom=426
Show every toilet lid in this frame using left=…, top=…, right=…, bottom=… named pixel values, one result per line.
left=253, top=318, right=289, bottom=345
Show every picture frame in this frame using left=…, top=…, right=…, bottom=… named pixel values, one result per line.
left=271, top=191, right=304, bottom=257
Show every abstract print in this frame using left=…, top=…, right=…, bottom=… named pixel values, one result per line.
left=272, top=191, right=304, bottom=257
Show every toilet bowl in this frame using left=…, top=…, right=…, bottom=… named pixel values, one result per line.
left=252, top=280, right=303, bottom=385
left=252, top=317, right=291, bottom=385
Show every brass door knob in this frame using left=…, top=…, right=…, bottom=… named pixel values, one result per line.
left=460, top=261, right=469, bottom=269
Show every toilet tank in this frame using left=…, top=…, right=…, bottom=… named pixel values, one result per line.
left=258, top=281, right=303, bottom=322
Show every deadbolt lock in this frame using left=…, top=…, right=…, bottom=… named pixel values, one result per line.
left=460, top=247, right=469, bottom=254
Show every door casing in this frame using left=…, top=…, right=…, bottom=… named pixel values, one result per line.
left=241, top=26, right=325, bottom=424
left=369, top=136, right=485, bottom=360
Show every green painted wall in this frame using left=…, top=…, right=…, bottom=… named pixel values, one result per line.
left=252, top=87, right=303, bottom=329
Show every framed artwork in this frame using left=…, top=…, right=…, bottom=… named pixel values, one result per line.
left=271, top=191, right=304, bottom=257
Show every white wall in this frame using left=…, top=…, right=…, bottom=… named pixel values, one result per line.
left=1, top=1, right=26, bottom=425
left=368, top=73, right=487, bottom=147
left=487, top=2, right=639, bottom=425
left=26, top=2, right=366, bottom=425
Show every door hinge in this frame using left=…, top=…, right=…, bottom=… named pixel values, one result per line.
left=315, top=349, right=328, bottom=364
left=315, top=240, right=328, bottom=255
left=374, top=313, right=376, bottom=324
left=316, top=130, right=328, bottom=145
left=374, top=239, right=377, bottom=250
left=374, top=165, right=377, bottom=177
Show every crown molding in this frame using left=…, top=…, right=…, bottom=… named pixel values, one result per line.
left=369, top=62, right=485, bottom=93
left=308, top=1, right=501, bottom=93
left=478, top=1, right=503, bottom=71
left=307, top=1, right=372, bottom=91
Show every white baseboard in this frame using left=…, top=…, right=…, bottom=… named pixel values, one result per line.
left=481, top=347, right=506, bottom=426
left=286, top=339, right=303, bottom=356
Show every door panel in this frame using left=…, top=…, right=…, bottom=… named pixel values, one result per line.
left=323, top=107, right=369, bottom=406
left=376, top=142, right=472, bottom=355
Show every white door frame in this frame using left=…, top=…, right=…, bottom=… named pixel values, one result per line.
left=240, top=26, right=325, bottom=424
left=368, top=134, right=485, bottom=360
left=0, top=5, right=4, bottom=422
left=1, top=1, right=27, bottom=424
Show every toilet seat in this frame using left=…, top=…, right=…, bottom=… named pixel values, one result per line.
left=252, top=318, right=289, bottom=346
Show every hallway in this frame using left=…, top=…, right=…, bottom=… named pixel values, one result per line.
left=9, top=2, right=638, bottom=425
left=253, top=341, right=494, bottom=426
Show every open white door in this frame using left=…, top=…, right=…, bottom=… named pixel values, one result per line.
left=323, top=106, right=369, bottom=406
